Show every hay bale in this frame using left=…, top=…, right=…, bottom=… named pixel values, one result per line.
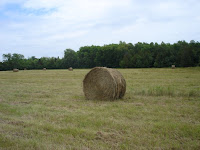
left=13, top=69, right=19, bottom=72
left=24, top=68, right=27, bottom=70
left=68, top=67, right=73, bottom=71
left=43, top=68, right=46, bottom=70
left=172, top=65, right=175, bottom=69
left=83, top=67, right=126, bottom=100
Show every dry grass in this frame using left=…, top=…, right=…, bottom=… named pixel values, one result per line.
left=13, top=69, right=19, bottom=72
left=68, top=67, right=73, bottom=71
left=0, top=68, right=200, bottom=149
left=172, top=65, right=176, bottom=69
left=83, top=67, right=126, bottom=100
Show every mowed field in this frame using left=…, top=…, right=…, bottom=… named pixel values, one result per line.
left=0, top=68, right=200, bottom=150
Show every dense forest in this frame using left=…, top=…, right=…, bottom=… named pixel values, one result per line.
left=0, top=40, right=200, bottom=71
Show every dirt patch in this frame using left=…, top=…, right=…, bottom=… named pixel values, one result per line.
left=8, top=120, right=25, bottom=126
left=9, top=101, right=32, bottom=106
left=6, top=120, right=32, bottom=128
left=95, top=130, right=123, bottom=144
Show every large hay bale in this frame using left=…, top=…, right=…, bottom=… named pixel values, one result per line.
left=172, top=65, right=175, bottom=69
left=83, top=67, right=126, bottom=100
left=68, top=67, right=73, bottom=71
left=43, top=68, right=46, bottom=70
left=13, top=69, right=19, bottom=72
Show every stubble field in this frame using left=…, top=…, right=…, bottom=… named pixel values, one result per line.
left=0, top=68, right=200, bottom=149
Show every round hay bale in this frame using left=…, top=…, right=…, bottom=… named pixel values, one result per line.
left=13, top=69, right=19, bottom=72
left=43, top=68, right=46, bottom=70
left=68, top=67, right=73, bottom=71
left=171, top=65, right=175, bottom=69
left=83, top=67, right=126, bottom=100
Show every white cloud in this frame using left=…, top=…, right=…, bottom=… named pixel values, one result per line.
left=23, top=0, right=132, bottom=21
left=0, top=0, right=200, bottom=60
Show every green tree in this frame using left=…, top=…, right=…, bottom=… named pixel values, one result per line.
left=180, top=47, right=195, bottom=67
left=63, top=49, right=78, bottom=68
left=3, top=53, right=25, bottom=70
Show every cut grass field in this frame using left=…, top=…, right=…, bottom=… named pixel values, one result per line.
left=0, top=68, right=200, bottom=150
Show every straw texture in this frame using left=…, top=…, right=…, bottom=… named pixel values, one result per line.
left=83, top=67, right=126, bottom=100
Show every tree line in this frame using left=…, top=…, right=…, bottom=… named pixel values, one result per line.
left=0, top=40, right=200, bottom=71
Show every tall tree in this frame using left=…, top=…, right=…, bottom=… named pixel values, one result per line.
left=63, top=49, right=78, bottom=68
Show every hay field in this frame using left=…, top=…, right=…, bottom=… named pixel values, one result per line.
left=0, top=68, right=200, bottom=149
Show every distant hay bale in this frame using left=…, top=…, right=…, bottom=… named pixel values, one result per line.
left=13, top=69, right=19, bottom=72
left=83, top=67, right=126, bottom=100
left=172, top=65, right=175, bottom=69
left=43, top=68, right=46, bottom=70
left=68, top=67, right=73, bottom=71
left=24, top=68, right=27, bottom=70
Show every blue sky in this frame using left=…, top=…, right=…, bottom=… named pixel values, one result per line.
left=0, top=0, right=200, bottom=60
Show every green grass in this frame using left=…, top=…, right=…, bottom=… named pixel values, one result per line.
left=0, top=68, right=200, bottom=149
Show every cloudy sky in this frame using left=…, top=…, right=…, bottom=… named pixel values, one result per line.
left=0, top=0, right=200, bottom=60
